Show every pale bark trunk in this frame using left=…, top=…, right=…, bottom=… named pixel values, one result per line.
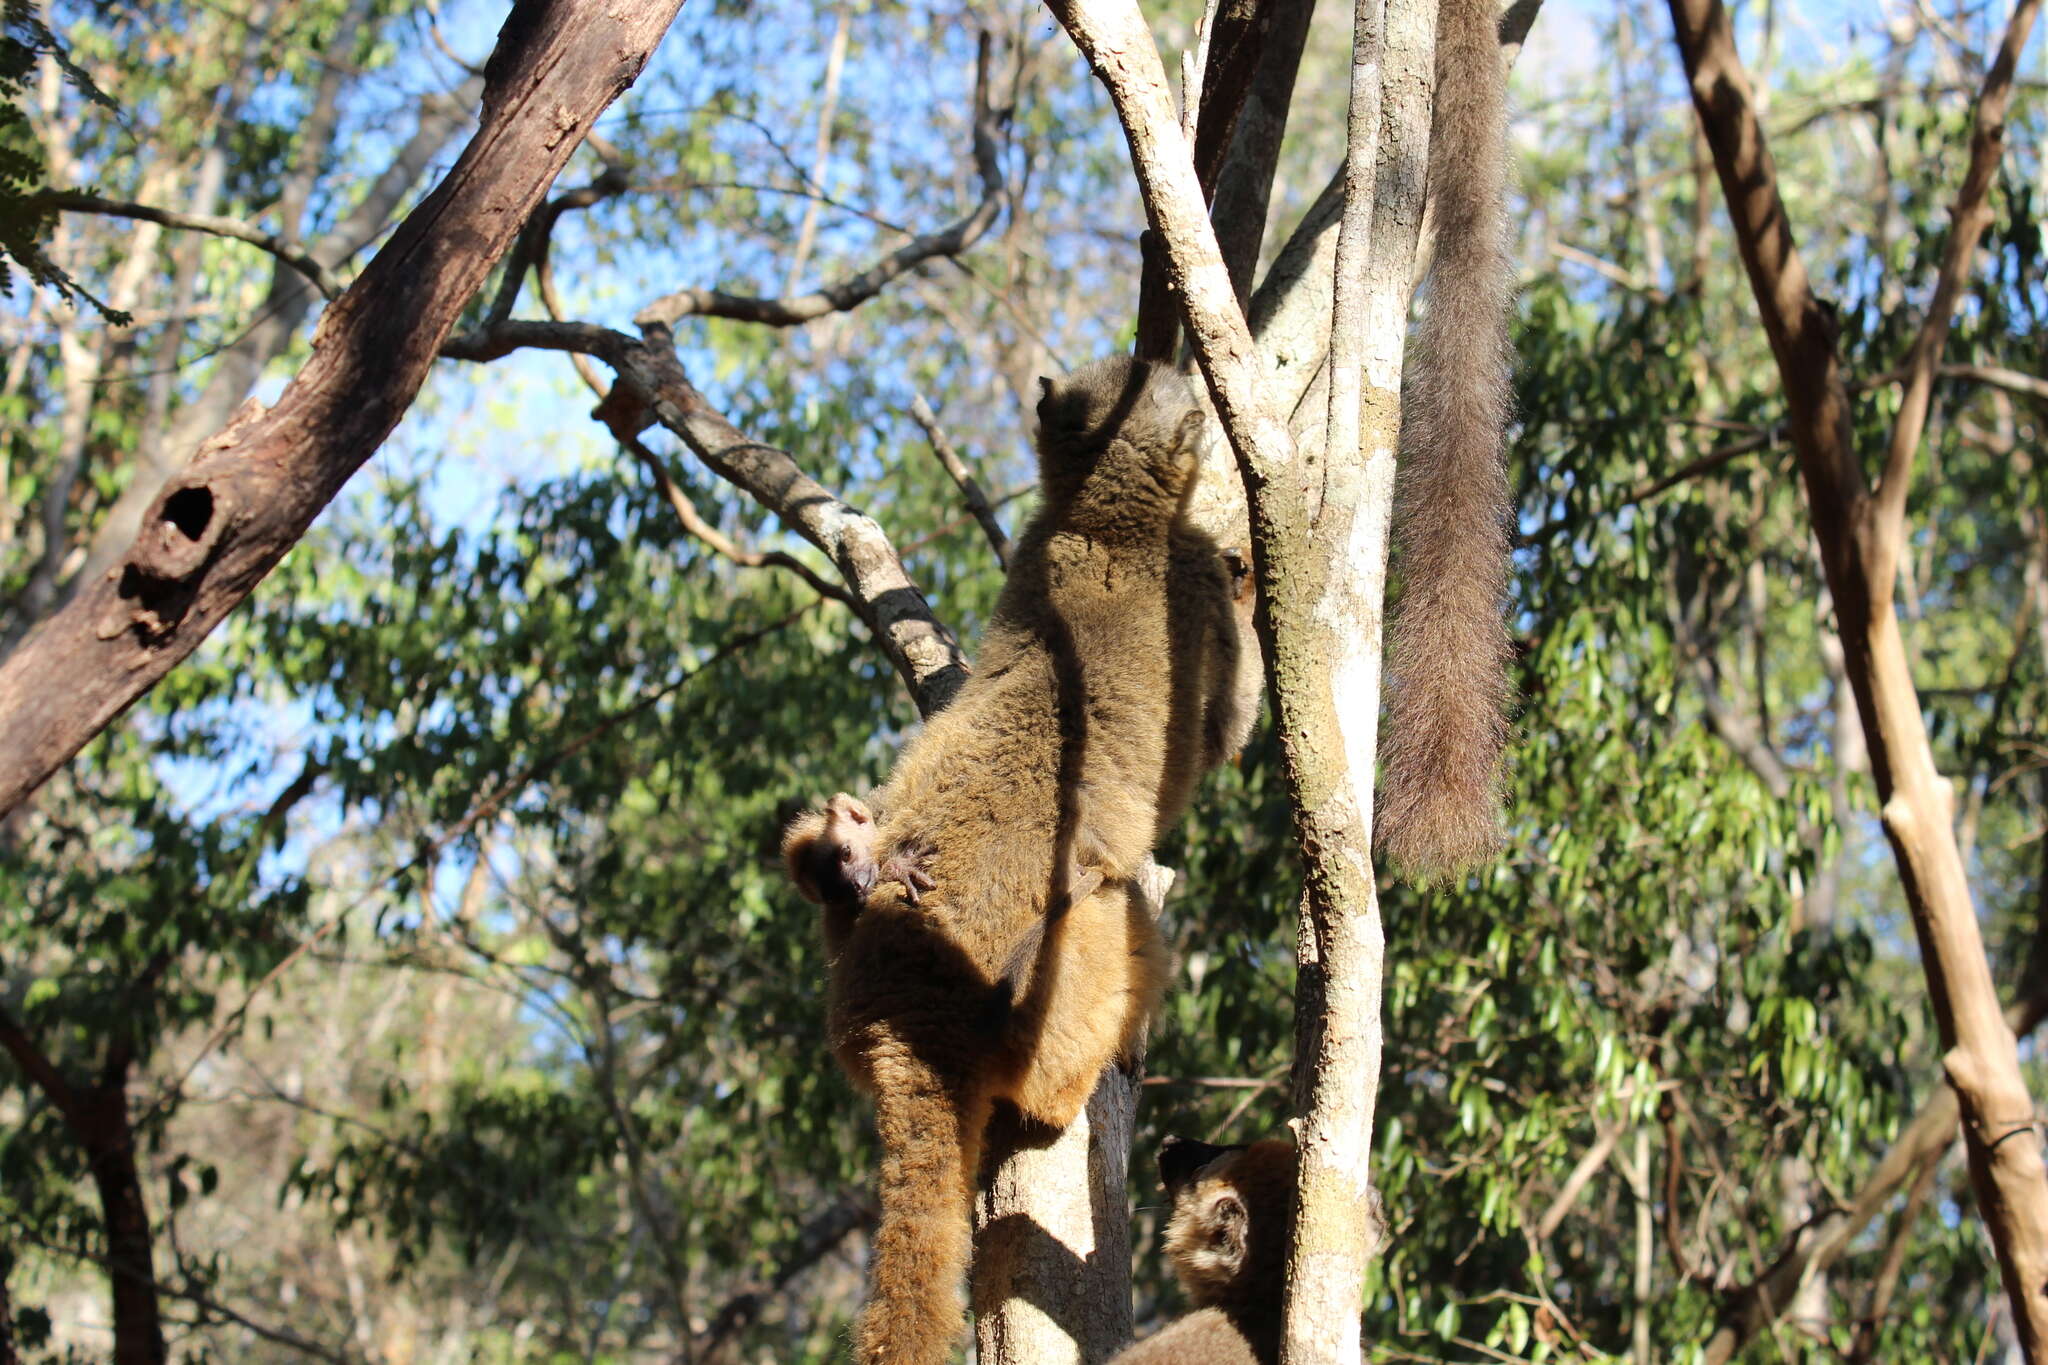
left=1667, top=0, right=2048, bottom=1353
left=1043, top=0, right=1436, bottom=1360
left=1277, top=0, right=1432, bottom=1356
left=971, top=865, right=1170, bottom=1364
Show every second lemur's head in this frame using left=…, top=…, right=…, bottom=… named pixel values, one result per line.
left=1154, top=1136, right=1388, bottom=1313
left=1034, top=356, right=1209, bottom=529
left=1156, top=1136, right=1299, bottom=1313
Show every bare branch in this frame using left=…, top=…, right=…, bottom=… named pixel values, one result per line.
left=35, top=190, right=342, bottom=298
left=0, top=999, right=84, bottom=1132
left=907, top=393, right=1008, bottom=569
left=1534, top=1124, right=1620, bottom=1240
left=691, top=1195, right=875, bottom=1363
left=619, top=434, right=854, bottom=605
left=1847, top=1146, right=1942, bottom=1363
left=1670, top=0, right=2048, bottom=1347
left=636, top=33, right=1006, bottom=330
left=485, top=163, right=631, bottom=329
left=1209, top=0, right=1317, bottom=302
left=440, top=319, right=968, bottom=714
left=1938, top=362, right=2048, bottom=405
left=12, top=1228, right=359, bottom=1365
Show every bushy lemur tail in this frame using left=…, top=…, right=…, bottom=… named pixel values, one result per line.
left=851, top=1045, right=982, bottom=1365
left=1377, top=0, right=1516, bottom=883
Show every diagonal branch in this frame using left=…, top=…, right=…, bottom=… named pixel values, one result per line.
left=0, top=999, right=85, bottom=1133
left=1871, top=5, right=2040, bottom=551
left=690, top=1194, right=875, bottom=1363
left=440, top=319, right=968, bottom=714
left=635, top=33, right=1006, bottom=330
left=0, top=0, right=689, bottom=823
left=1668, top=0, right=2048, bottom=1351
left=907, top=393, right=1009, bottom=569
left=618, top=433, right=854, bottom=606
left=33, top=191, right=342, bottom=298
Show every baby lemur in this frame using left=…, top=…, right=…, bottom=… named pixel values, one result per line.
left=1112, top=1137, right=1384, bottom=1365
left=782, top=356, right=1258, bottom=1364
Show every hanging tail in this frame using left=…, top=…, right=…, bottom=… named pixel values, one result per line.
left=852, top=1044, right=981, bottom=1365
left=1376, top=0, right=1517, bottom=882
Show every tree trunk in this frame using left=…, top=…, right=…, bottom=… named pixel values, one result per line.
left=1667, top=0, right=2048, bottom=1353
left=81, top=1093, right=164, bottom=1365
left=0, top=0, right=688, bottom=822
left=1271, top=0, right=1434, bottom=1353
left=0, top=1245, right=18, bottom=1365
left=970, top=864, right=1169, bottom=1364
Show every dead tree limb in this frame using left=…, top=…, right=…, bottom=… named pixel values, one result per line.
left=909, top=393, right=1010, bottom=569
left=439, top=319, right=969, bottom=713
left=1667, top=0, right=2048, bottom=1352
left=0, top=0, right=688, bottom=823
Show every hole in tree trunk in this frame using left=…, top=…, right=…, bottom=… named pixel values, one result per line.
left=163, top=486, right=213, bottom=542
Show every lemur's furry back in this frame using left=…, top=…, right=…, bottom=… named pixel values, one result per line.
left=1377, top=0, right=1518, bottom=881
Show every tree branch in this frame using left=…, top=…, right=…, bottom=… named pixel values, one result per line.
left=440, top=319, right=968, bottom=713
left=907, top=393, right=1008, bottom=569
left=0, top=999, right=84, bottom=1132
left=619, top=434, right=854, bottom=605
left=1669, top=0, right=2048, bottom=1348
left=690, top=1195, right=874, bottom=1363
left=1871, top=4, right=2040, bottom=552
left=635, top=33, right=1005, bottom=329
left=33, top=190, right=341, bottom=298
left=0, top=0, right=688, bottom=823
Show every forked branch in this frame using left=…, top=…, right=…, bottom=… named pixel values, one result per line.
left=1667, top=0, right=2048, bottom=1351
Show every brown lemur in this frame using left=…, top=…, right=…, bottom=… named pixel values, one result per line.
left=1376, top=0, right=1520, bottom=882
left=780, top=356, right=1260, bottom=1365
left=1110, top=1137, right=1386, bottom=1365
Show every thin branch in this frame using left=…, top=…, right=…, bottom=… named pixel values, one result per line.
left=1872, top=0, right=2041, bottom=549
left=0, top=999, right=84, bottom=1131
left=35, top=190, right=342, bottom=298
left=907, top=393, right=1008, bottom=569
left=620, top=435, right=854, bottom=604
left=782, top=6, right=853, bottom=296
left=440, top=318, right=969, bottom=714
left=635, top=33, right=1006, bottom=330
left=12, top=1229, right=358, bottom=1365
left=485, top=164, right=631, bottom=329
left=1847, top=1145, right=1942, bottom=1363
left=1669, top=0, right=2048, bottom=1347
left=1938, top=362, right=2048, bottom=405
left=1534, top=1123, right=1621, bottom=1240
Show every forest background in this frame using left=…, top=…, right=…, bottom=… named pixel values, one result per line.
left=2, top=0, right=2046, bottom=1361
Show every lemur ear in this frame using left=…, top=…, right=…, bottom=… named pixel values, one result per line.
left=1158, top=1136, right=1236, bottom=1192
left=1210, top=1193, right=1249, bottom=1266
left=1036, top=375, right=1055, bottom=404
